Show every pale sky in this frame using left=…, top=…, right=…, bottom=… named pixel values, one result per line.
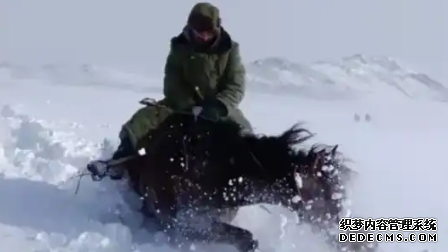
left=2, top=0, right=447, bottom=82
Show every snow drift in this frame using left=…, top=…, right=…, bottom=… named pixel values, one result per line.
left=0, top=104, right=140, bottom=252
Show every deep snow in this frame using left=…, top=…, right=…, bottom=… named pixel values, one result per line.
left=1, top=57, right=448, bottom=252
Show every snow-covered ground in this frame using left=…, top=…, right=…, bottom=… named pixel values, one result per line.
left=1, top=54, right=447, bottom=252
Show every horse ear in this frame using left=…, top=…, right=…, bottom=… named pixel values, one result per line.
left=331, top=145, right=338, bottom=157
left=313, top=149, right=325, bottom=169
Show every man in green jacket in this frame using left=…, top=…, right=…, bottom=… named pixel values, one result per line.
left=112, top=2, right=252, bottom=160
left=162, top=2, right=251, bottom=131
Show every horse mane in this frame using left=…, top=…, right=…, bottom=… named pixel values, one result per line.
left=231, top=123, right=316, bottom=182
left=294, top=142, right=348, bottom=220
left=275, top=124, right=348, bottom=220
left=279, top=123, right=315, bottom=149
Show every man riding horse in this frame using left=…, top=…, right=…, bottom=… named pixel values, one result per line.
left=86, top=4, right=376, bottom=252
left=113, top=2, right=252, bottom=161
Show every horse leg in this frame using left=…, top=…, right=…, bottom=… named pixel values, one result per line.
left=177, top=221, right=259, bottom=252
left=138, top=183, right=167, bottom=231
left=209, top=221, right=258, bottom=252
left=138, top=172, right=183, bottom=235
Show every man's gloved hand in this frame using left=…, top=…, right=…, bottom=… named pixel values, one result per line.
left=198, top=98, right=228, bottom=121
left=87, top=160, right=109, bottom=181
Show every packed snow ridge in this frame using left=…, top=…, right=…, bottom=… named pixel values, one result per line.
left=1, top=54, right=447, bottom=102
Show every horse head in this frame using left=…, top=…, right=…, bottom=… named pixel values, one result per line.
left=293, top=143, right=353, bottom=229
left=243, top=124, right=353, bottom=231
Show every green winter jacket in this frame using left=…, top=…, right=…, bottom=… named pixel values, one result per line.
left=163, top=28, right=246, bottom=113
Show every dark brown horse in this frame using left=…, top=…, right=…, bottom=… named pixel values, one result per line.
left=88, top=110, right=358, bottom=252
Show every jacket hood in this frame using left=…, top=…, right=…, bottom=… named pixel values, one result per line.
left=187, top=2, right=221, bottom=30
